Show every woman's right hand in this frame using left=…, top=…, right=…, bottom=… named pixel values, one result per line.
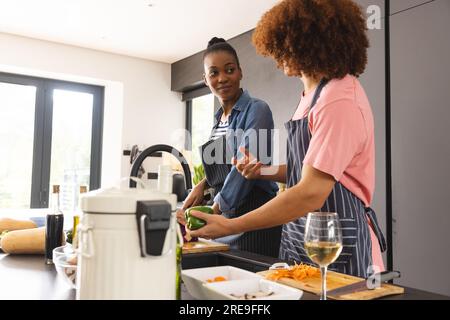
left=176, top=182, right=205, bottom=225
left=232, top=146, right=263, bottom=180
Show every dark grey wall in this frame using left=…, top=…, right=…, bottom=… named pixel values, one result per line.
left=391, top=0, right=450, bottom=296
left=171, top=52, right=204, bottom=93
left=390, top=0, right=433, bottom=14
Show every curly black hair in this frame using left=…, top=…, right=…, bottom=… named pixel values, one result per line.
left=252, top=0, right=369, bottom=79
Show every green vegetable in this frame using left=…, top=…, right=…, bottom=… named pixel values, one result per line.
left=184, top=206, right=213, bottom=230
left=192, top=165, right=205, bottom=186
left=66, top=228, right=73, bottom=244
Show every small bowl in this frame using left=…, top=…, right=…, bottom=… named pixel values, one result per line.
left=53, top=244, right=78, bottom=289
left=182, top=266, right=263, bottom=300
left=204, top=278, right=303, bottom=300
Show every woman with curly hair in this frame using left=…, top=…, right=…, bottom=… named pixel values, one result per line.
left=188, top=0, right=387, bottom=279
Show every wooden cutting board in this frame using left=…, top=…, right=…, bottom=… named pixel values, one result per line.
left=258, top=268, right=404, bottom=300
left=182, top=240, right=230, bottom=254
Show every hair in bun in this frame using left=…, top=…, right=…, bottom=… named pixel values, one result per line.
left=207, top=37, right=226, bottom=48
left=203, top=36, right=241, bottom=68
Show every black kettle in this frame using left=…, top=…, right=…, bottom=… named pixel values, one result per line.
left=129, top=144, right=193, bottom=194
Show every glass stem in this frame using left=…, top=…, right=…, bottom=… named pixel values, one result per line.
left=320, top=266, right=328, bottom=300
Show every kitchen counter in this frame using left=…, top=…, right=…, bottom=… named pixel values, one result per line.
left=0, top=250, right=448, bottom=300
left=0, top=253, right=75, bottom=300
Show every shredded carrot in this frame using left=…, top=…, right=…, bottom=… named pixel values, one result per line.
left=214, top=276, right=227, bottom=282
left=206, top=276, right=227, bottom=283
left=266, top=262, right=320, bottom=281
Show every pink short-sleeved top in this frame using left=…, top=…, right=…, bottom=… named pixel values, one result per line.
left=292, top=75, right=375, bottom=207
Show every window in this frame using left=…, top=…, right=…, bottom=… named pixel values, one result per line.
left=0, top=82, right=36, bottom=209
left=49, top=89, right=94, bottom=212
left=189, top=93, right=215, bottom=165
left=0, top=72, right=104, bottom=211
left=186, top=93, right=217, bottom=166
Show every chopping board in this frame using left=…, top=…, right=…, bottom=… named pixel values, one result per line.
left=182, top=240, right=230, bottom=254
left=258, top=268, right=404, bottom=300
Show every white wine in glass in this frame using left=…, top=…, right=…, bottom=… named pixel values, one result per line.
left=304, top=212, right=343, bottom=300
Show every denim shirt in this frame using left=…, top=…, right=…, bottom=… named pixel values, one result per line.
left=213, top=90, right=279, bottom=214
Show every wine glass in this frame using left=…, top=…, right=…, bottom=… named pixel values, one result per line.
left=304, top=212, right=343, bottom=300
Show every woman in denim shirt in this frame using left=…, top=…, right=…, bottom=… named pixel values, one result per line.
left=177, top=37, right=281, bottom=257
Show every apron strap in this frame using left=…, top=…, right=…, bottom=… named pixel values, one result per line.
left=309, top=78, right=329, bottom=112
left=365, top=208, right=388, bottom=252
left=288, top=78, right=329, bottom=120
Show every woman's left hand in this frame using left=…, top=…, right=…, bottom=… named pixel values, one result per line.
left=187, top=210, right=232, bottom=240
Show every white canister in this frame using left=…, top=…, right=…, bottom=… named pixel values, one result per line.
left=76, top=187, right=178, bottom=300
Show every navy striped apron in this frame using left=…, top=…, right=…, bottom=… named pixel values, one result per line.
left=217, top=186, right=282, bottom=258
left=200, top=133, right=282, bottom=258
left=279, top=79, right=387, bottom=278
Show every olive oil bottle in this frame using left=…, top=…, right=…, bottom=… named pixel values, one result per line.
left=72, top=185, right=87, bottom=249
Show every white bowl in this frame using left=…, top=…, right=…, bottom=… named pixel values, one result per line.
left=182, top=266, right=263, bottom=300
left=204, top=278, right=303, bottom=300
left=53, top=244, right=78, bottom=289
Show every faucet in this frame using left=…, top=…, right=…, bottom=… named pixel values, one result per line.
left=129, top=144, right=192, bottom=191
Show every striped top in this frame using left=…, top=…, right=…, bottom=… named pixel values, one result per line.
left=210, top=120, right=229, bottom=140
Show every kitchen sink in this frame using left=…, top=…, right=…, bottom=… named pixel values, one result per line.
left=181, top=250, right=277, bottom=273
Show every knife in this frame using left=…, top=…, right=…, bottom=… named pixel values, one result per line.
left=327, top=271, right=401, bottom=297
